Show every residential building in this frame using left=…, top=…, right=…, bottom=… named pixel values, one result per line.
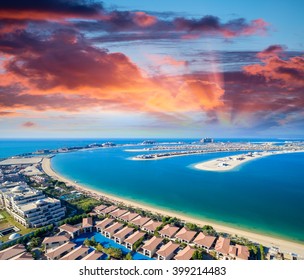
left=174, top=246, right=195, bottom=260
left=60, top=245, right=89, bottom=260
left=103, top=222, right=124, bottom=238
left=141, top=220, right=162, bottom=234
left=95, top=218, right=114, bottom=232
left=82, top=217, right=93, bottom=233
left=159, top=224, right=180, bottom=238
left=113, top=227, right=134, bottom=244
left=215, top=237, right=231, bottom=258
left=131, top=216, right=151, bottom=227
left=0, top=244, right=26, bottom=260
left=174, top=227, right=197, bottom=244
left=0, top=183, right=65, bottom=228
left=119, top=212, right=139, bottom=223
left=42, top=235, right=69, bottom=251
left=109, top=208, right=129, bottom=219
left=156, top=241, right=180, bottom=260
left=193, top=233, right=216, bottom=252
left=45, top=241, right=76, bottom=260
left=82, top=250, right=104, bottom=260
left=124, top=231, right=145, bottom=251
left=59, top=224, right=80, bottom=239
left=142, top=236, right=163, bottom=258
left=99, top=205, right=118, bottom=216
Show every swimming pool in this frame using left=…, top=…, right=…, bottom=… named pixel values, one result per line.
left=73, top=232, right=152, bottom=260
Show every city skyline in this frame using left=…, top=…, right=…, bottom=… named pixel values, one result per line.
left=0, top=0, right=303, bottom=138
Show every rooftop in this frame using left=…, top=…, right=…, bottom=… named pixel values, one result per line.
left=59, top=224, right=79, bottom=233
left=82, top=250, right=103, bottom=260
left=82, top=217, right=93, bottom=228
left=110, top=208, right=129, bottom=218
left=124, top=231, right=145, bottom=245
left=193, top=232, right=216, bottom=249
left=113, top=226, right=134, bottom=239
left=96, top=218, right=114, bottom=229
left=119, top=212, right=139, bottom=222
left=142, top=220, right=162, bottom=231
left=159, top=224, right=180, bottom=237
left=174, top=245, right=195, bottom=260
left=45, top=241, right=76, bottom=259
left=104, top=222, right=124, bottom=235
left=174, top=227, right=197, bottom=242
left=100, top=205, right=118, bottom=214
left=42, top=235, right=69, bottom=244
left=142, top=236, right=163, bottom=252
left=131, top=216, right=151, bottom=227
left=0, top=244, right=26, bottom=260
left=215, top=237, right=231, bottom=255
left=156, top=241, right=180, bottom=258
left=60, top=245, right=90, bottom=260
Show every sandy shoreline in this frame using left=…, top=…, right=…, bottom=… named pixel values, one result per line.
left=41, top=157, right=304, bottom=257
left=194, top=150, right=304, bottom=171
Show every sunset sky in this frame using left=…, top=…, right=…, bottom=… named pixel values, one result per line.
left=0, top=0, right=303, bottom=138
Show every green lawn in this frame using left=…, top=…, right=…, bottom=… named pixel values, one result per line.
left=0, top=210, right=36, bottom=242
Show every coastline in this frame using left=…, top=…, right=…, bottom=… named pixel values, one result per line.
left=194, top=150, right=304, bottom=171
left=41, top=157, right=304, bottom=257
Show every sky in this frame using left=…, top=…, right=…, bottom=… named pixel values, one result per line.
left=0, top=0, right=303, bottom=138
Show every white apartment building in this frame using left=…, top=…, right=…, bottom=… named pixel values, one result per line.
left=0, top=182, right=65, bottom=228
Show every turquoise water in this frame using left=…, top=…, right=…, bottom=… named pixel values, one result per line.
left=52, top=146, right=304, bottom=243
left=1, top=139, right=304, bottom=243
left=73, top=232, right=152, bottom=260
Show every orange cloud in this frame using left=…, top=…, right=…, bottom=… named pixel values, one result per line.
left=133, top=12, right=157, bottom=27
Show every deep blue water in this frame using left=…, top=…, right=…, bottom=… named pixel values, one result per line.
left=73, top=232, right=152, bottom=260
left=1, top=138, right=303, bottom=243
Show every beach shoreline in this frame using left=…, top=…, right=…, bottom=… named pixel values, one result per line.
left=41, top=157, right=304, bottom=257
left=194, top=150, right=304, bottom=171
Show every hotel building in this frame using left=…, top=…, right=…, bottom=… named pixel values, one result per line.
left=0, top=183, right=65, bottom=228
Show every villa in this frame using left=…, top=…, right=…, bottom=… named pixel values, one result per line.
left=119, top=212, right=139, bottom=223
left=95, top=218, right=114, bottom=232
left=0, top=244, right=26, bottom=260
left=109, top=208, right=129, bottom=219
left=131, top=215, right=151, bottom=227
left=59, top=224, right=80, bottom=239
left=11, top=251, right=33, bottom=260
left=156, top=241, right=180, bottom=260
left=82, top=217, right=93, bottom=233
left=60, top=245, right=89, bottom=260
left=45, top=241, right=76, bottom=260
left=215, top=237, right=231, bottom=258
left=159, top=224, right=180, bottom=239
left=193, top=233, right=216, bottom=252
left=82, top=250, right=104, bottom=260
left=174, top=245, right=196, bottom=260
left=174, top=227, right=197, bottom=244
left=103, top=222, right=124, bottom=238
left=142, top=236, right=163, bottom=258
left=141, top=220, right=162, bottom=234
left=229, top=244, right=250, bottom=260
left=93, top=204, right=108, bottom=214
left=42, top=235, right=69, bottom=251
left=99, top=205, right=118, bottom=216
left=113, top=226, right=134, bottom=244
left=124, top=231, right=146, bottom=251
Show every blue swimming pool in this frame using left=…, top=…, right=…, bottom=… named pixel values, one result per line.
left=73, top=232, right=152, bottom=260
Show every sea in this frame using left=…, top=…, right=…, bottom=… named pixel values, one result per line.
left=1, top=138, right=303, bottom=243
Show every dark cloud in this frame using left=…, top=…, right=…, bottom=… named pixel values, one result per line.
left=0, top=29, right=144, bottom=90
left=0, top=0, right=103, bottom=17
left=0, top=84, right=101, bottom=111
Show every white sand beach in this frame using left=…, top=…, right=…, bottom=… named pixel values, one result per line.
left=41, top=157, right=304, bottom=257
left=194, top=150, right=304, bottom=171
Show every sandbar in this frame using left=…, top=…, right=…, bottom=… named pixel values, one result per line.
left=194, top=150, right=304, bottom=171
